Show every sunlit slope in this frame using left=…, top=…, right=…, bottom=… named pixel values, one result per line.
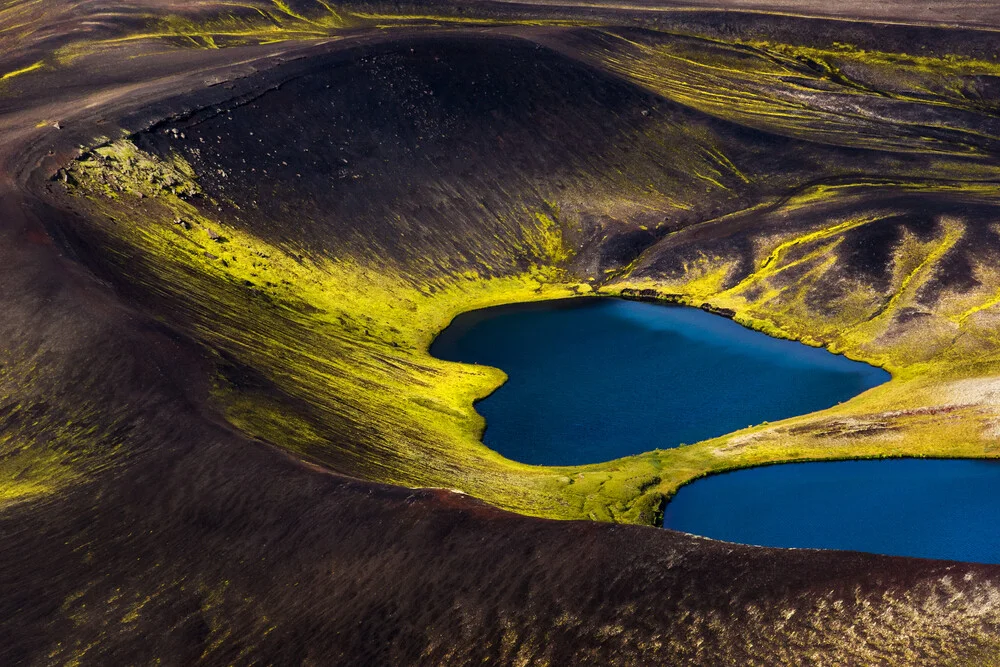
left=50, top=25, right=1000, bottom=526
left=4, top=2, right=1000, bottom=662
left=579, top=28, right=1000, bottom=154
left=615, top=183, right=1000, bottom=369
left=68, top=36, right=813, bottom=523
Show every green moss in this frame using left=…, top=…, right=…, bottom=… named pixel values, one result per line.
left=0, top=447, right=76, bottom=507
left=55, top=36, right=1000, bottom=526
left=54, top=4, right=350, bottom=62
left=0, top=60, right=44, bottom=82
left=64, top=139, right=663, bottom=521
left=593, top=30, right=1000, bottom=156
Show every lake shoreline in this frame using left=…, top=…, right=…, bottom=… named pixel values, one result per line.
left=431, top=296, right=889, bottom=466
left=664, top=458, right=1000, bottom=564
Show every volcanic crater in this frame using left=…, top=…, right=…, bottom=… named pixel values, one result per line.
left=5, top=1, right=1000, bottom=663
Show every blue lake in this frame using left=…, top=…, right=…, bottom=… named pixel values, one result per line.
left=663, top=459, right=1000, bottom=563
left=430, top=298, right=888, bottom=466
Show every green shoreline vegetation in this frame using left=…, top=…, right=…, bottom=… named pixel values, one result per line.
left=15, top=2, right=1000, bottom=524
left=55, top=129, right=1000, bottom=525
left=10, top=2, right=1000, bottom=663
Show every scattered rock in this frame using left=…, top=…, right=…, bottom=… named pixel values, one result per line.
left=700, top=303, right=736, bottom=318
left=620, top=287, right=661, bottom=302
left=52, top=121, right=61, bottom=130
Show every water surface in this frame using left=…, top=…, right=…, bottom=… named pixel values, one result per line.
left=431, top=298, right=888, bottom=465
left=663, top=459, right=1000, bottom=563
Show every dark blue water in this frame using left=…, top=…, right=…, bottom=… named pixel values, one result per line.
left=430, top=298, right=888, bottom=466
left=663, top=459, right=1000, bottom=563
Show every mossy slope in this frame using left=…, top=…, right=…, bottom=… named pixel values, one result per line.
left=47, top=28, right=1000, bottom=528
left=4, top=2, right=1000, bottom=664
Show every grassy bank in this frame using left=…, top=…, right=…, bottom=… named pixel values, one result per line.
left=57, top=132, right=1000, bottom=527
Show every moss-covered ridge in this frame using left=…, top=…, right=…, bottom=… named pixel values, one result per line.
left=62, top=136, right=667, bottom=522
left=48, top=26, right=1000, bottom=528
left=8, top=5, right=1000, bottom=663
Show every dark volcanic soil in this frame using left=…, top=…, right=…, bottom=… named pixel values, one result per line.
left=3, top=1, right=1000, bottom=665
